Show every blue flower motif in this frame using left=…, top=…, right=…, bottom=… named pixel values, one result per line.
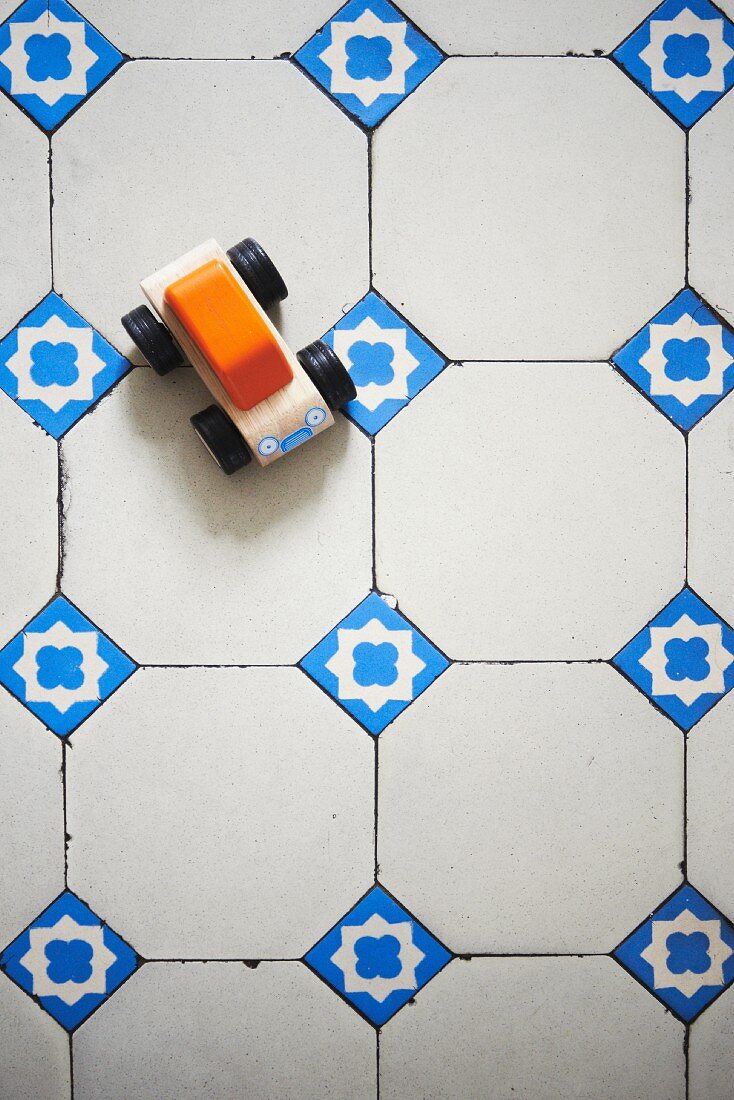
left=353, top=641, right=399, bottom=688
left=35, top=644, right=85, bottom=690
left=662, top=32, right=712, bottom=78
left=28, top=340, right=80, bottom=388
left=349, top=340, right=396, bottom=387
left=44, top=938, right=94, bottom=984
left=666, top=931, right=712, bottom=976
left=24, top=32, right=72, bottom=81
left=663, top=336, right=711, bottom=382
left=354, top=934, right=402, bottom=980
left=664, top=636, right=711, bottom=683
left=345, top=34, right=393, bottom=81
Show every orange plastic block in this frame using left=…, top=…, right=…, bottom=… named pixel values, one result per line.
left=164, top=259, right=293, bottom=411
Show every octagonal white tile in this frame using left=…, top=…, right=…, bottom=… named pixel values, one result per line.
left=688, top=691, right=734, bottom=920
left=401, top=0, right=655, bottom=55
left=689, top=393, right=734, bottom=627
left=375, top=363, right=684, bottom=660
left=52, top=60, right=367, bottom=355
left=372, top=58, right=684, bottom=360
left=74, top=961, right=374, bottom=1100
left=0, top=691, right=64, bottom=949
left=61, top=368, right=371, bottom=664
left=380, top=957, right=685, bottom=1100
left=67, top=667, right=373, bottom=958
left=80, top=0, right=338, bottom=58
left=689, top=91, right=734, bottom=323
left=0, top=399, right=57, bottom=641
left=689, top=986, right=734, bottom=1100
left=378, top=663, right=683, bottom=953
left=0, top=975, right=70, bottom=1100
left=0, top=98, right=49, bottom=341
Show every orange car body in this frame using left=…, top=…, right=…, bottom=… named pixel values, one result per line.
left=164, top=258, right=293, bottom=411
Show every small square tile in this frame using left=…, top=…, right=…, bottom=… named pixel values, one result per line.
left=613, top=0, right=734, bottom=128
left=294, top=0, right=443, bottom=128
left=613, top=587, right=734, bottom=731
left=323, top=291, right=445, bottom=436
left=614, top=884, right=734, bottom=1022
left=612, top=288, right=734, bottom=430
left=0, top=595, right=136, bottom=737
left=300, top=591, right=449, bottom=735
left=0, top=292, right=130, bottom=437
left=304, top=885, right=451, bottom=1025
left=0, top=0, right=124, bottom=132
left=0, top=890, right=138, bottom=1030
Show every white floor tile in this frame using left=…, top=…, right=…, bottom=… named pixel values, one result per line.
left=0, top=692, right=64, bottom=948
left=689, top=90, right=734, bottom=322
left=74, top=962, right=374, bottom=1100
left=379, top=663, right=683, bottom=953
left=62, top=368, right=371, bottom=664
left=52, top=60, right=368, bottom=355
left=0, top=975, right=70, bottom=1100
left=689, top=394, right=734, bottom=626
left=0, top=99, right=49, bottom=340
left=689, top=987, right=734, bottom=1100
left=376, top=363, right=684, bottom=660
left=402, top=0, right=656, bottom=55
left=380, top=956, right=685, bottom=1100
left=0, top=400, right=57, bottom=639
left=81, top=0, right=338, bottom=59
left=372, top=58, right=685, bottom=360
left=688, top=692, right=734, bottom=918
left=67, top=667, right=374, bottom=958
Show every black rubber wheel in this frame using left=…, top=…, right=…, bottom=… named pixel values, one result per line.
left=297, top=340, right=356, bottom=410
left=190, top=405, right=251, bottom=475
left=226, top=237, right=288, bottom=312
left=121, top=305, right=184, bottom=376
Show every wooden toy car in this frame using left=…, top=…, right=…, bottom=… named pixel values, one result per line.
left=121, top=237, right=356, bottom=474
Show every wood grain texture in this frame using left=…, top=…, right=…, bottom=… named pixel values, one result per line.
left=141, top=239, right=333, bottom=467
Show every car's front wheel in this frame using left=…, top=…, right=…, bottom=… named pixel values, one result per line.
left=297, top=340, right=356, bottom=410
left=227, top=237, right=288, bottom=312
left=121, top=305, right=184, bottom=376
left=190, top=405, right=251, bottom=474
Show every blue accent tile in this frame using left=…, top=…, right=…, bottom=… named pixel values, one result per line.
left=613, top=588, right=734, bottom=731
left=0, top=0, right=123, bottom=132
left=613, top=0, right=734, bottom=128
left=305, top=885, right=451, bottom=1025
left=0, top=293, right=130, bottom=438
left=612, top=288, right=734, bottom=430
left=294, top=0, right=444, bottom=128
left=614, top=885, right=734, bottom=1022
left=0, top=596, right=136, bottom=737
left=300, top=592, right=449, bottom=735
left=0, top=891, right=138, bottom=1030
left=323, top=292, right=446, bottom=436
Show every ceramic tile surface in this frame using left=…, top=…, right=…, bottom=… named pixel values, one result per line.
left=1, top=0, right=732, bottom=1096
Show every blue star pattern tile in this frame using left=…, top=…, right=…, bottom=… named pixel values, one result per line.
left=613, top=588, right=734, bottom=731
left=1, top=891, right=138, bottom=1030
left=0, top=293, right=130, bottom=438
left=612, top=288, right=734, bottom=430
left=614, top=885, right=734, bottom=1022
left=613, top=0, right=734, bottom=128
left=300, top=592, right=449, bottom=735
left=322, top=292, right=446, bottom=436
left=0, top=0, right=123, bottom=132
left=294, top=0, right=444, bottom=128
left=0, top=595, right=136, bottom=737
left=305, top=885, right=451, bottom=1025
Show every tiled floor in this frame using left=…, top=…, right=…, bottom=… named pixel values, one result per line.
left=1, top=0, right=734, bottom=1096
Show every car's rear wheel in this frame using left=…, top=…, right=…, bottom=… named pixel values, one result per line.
left=121, top=305, right=184, bottom=375
left=227, top=237, right=288, bottom=312
left=190, top=405, right=251, bottom=474
left=297, top=340, right=356, bottom=410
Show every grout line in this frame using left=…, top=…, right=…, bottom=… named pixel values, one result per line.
left=685, top=432, right=689, bottom=583
left=143, top=957, right=302, bottom=964
left=367, top=130, right=374, bottom=283
left=371, top=436, right=377, bottom=591
left=62, top=740, right=69, bottom=887
left=684, top=1024, right=690, bottom=1100
left=68, top=1031, right=74, bottom=1100
left=458, top=358, right=611, bottom=364
left=47, top=137, right=54, bottom=289
left=683, top=733, right=689, bottom=880
left=56, top=439, right=66, bottom=592
left=373, top=737, right=379, bottom=880
left=685, top=130, right=690, bottom=284
left=376, top=1029, right=381, bottom=1100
